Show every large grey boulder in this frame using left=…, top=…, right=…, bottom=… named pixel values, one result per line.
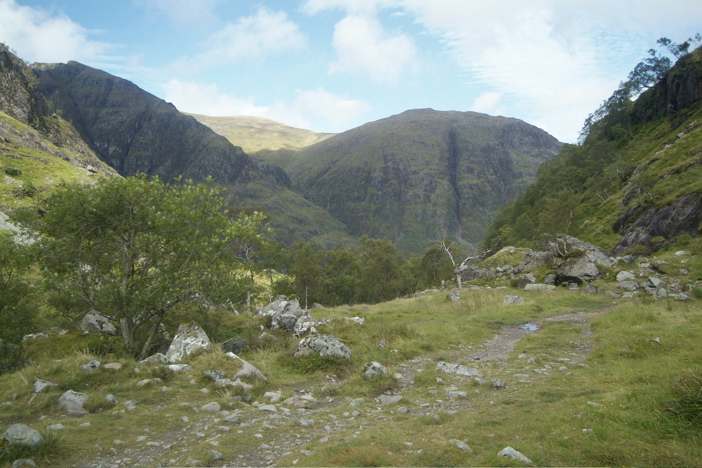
left=461, top=267, right=495, bottom=282
left=557, top=256, right=600, bottom=285
left=257, top=296, right=316, bottom=333
left=545, top=235, right=612, bottom=267
left=80, top=310, right=117, bottom=335
left=294, top=334, right=351, bottom=360
left=2, top=424, right=43, bottom=448
left=516, top=274, right=536, bottom=288
left=514, top=250, right=555, bottom=274
left=58, top=390, right=89, bottom=416
left=165, top=322, right=211, bottom=363
left=225, top=352, right=268, bottom=381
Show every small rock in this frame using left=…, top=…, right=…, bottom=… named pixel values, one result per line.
left=300, top=450, right=313, bottom=456
left=58, top=390, right=89, bottom=416
left=451, top=440, right=472, bottom=452
left=674, top=293, right=693, bottom=301
left=47, top=424, right=65, bottom=431
left=80, top=359, right=102, bottom=373
left=259, top=404, right=278, bottom=413
left=497, top=446, right=532, bottom=464
left=378, top=395, right=403, bottom=406
left=201, top=402, right=221, bottom=412
left=362, top=361, right=388, bottom=379
left=11, top=460, right=36, bottom=468
left=504, top=295, right=524, bottom=305
left=208, top=450, right=224, bottom=461
left=33, top=378, right=57, bottom=394
left=136, top=379, right=153, bottom=387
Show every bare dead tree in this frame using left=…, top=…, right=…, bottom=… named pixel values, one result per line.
left=440, top=239, right=493, bottom=289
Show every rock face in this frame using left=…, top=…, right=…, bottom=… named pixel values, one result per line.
left=0, top=45, right=49, bottom=124
left=614, top=194, right=702, bottom=255
left=81, top=311, right=117, bottom=335
left=284, top=109, right=561, bottom=255
left=165, top=323, right=212, bottom=363
left=294, top=334, right=351, bottom=360
left=2, top=424, right=43, bottom=448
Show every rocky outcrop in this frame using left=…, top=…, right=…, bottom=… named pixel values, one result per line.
left=165, top=323, right=212, bottom=363
left=294, top=334, right=351, bottom=360
left=0, top=44, right=48, bottom=124
left=614, top=194, right=702, bottom=255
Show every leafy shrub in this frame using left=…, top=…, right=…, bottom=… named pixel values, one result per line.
left=0, top=339, right=29, bottom=375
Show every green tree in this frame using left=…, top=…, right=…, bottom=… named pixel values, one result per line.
left=356, top=236, right=410, bottom=303
left=321, top=247, right=361, bottom=306
left=21, top=175, right=253, bottom=359
left=289, top=242, right=324, bottom=308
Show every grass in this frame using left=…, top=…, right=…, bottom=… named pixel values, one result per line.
left=1, top=286, right=701, bottom=467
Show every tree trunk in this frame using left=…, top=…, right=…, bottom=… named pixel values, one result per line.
left=138, top=315, right=163, bottom=361
left=456, top=272, right=462, bottom=290
left=120, top=316, right=135, bottom=356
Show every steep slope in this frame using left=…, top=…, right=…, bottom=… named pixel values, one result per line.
left=485, top=47, right=702, bottom=255
left=0, top=44, right=117, bottom=216
left=282, top=109, right=561, bottom=254
left=28, top=60, right=353, bottom=246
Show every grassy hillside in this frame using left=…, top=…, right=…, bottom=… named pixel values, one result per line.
left=187, top=114, right=334, bottom=156
left=485, top=48, right=702, bottom=254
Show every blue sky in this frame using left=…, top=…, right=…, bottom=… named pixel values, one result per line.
left=1, top=0, right=700, bottom=142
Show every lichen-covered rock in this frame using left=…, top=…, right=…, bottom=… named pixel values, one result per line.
left=165, top=322, right=211, bottom=363
left=80, top=310, right=117, bottom=335
left=362, top=361, right=388, bottom=379
left=294, top=334, right=351, bottom=360
left=497, top=446, right=532, bottom=464
left=58, top=390, right=89, bottom=416
left=2, top=424, right=43, bottom=448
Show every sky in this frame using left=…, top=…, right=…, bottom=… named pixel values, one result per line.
left=0, top=0, right=700, bottom=143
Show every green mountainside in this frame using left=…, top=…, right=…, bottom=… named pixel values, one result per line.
left=485, top=47, right=702, bottom=255
left=0, top=45, right=117, bottom=216
left=26, top=59, right=353, bottom=246
left=280, top=109, right=561, bottom=254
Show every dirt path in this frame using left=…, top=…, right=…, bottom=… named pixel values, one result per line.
left=83, top=310, right=606, bottom=467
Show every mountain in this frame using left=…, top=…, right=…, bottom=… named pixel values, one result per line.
left=484, top=47, right=702, bottom=255
left=0, top=44, right=117, bottom=216
left=274, top=109, right=561, bottom=254
left=27, top=60, right=353, bottom=246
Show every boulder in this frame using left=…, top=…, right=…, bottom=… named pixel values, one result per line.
left=504, top=295, right=524, bottom=305
left=165, top=322, right=211, bottom=363
left=514, top=250, right=555, bottom=274
left=445, top=290, right=461, bottom=302
left=544, top=235, right=612, bottom=267
left=362, top=362, right=388, bottom=379
left=80, top=359, right=102, bottom=372
left=436, top=361, right=482, bottom=377
left=58, top=390, right=89, bottom=416
left=516, top=274, right=536, bottom=289
left=616, top=271, right=636, bottom=281
left=140, top=353, right=167, bottom=365
left=2, top=424, right=43, bottom=448
left=33, top=378, right=57, bottom=394
left=294, top=334, right=351, bottom=360
left=461, top=267, right=495, bottom=282
left=378, top=394, right=403, bottom=406
left=618, top=281, right=638, bottom=291
left=497, top=446, right=532, bottom=464
left=557, top=256, right=600, bottom=285
left=80, top=310, right=117, bottom=335
left=225, top=352, right=267, bottom=381
left=220, top=336, right=247, bottom=354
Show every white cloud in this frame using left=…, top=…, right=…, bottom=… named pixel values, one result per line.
left=179, top=6, right=306, bottom=69
left=162, top=80, right=268, bottom=117
left=162, top=80, right=370, bottom=133
left=0, top=0, right=111, bottom=63
left=329, top=14, right=416, bottom=84
left=134, top=0, right=221, bottom=26
left=470, top=91, right=503, bottom=115
left=303, top=0, right=400, bottom=15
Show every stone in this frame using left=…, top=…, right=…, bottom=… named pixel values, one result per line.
left=516, top=274, right=536, bottom=288
left=33, top=378, right=57, bottom=393
left=259, top=404, right=277, bottom=413
left=80, top=359, right=102, bottom=372
left=201, top=402, right=221, bottom=412
left=451, top=440, right=472, bottom=452
left=11, top=460, right=36, bottom=468
left=165, top=322, right=211, bottom=363
left=616, top=271, right=636, bottom=281
left=497, top=446, right=532, bottom=464
left=557, top=256, right=600, bottom=284
left=294, top=334, right=351, bottom=360
left=264, top=391, right=283, bottom=403
left=543, top=273, right=557, bottom=284
left=461, top=267, right=495, bottom=282
left=139, top=353, right=167, bottom=365
left=378, top=395, right=403, bottom=406
left=646, top=276, right=667, bottom=289
left=445, top=290, right=461, bottom=302
left=47, top=424, right=65, bottom=431
left=674, top=293, right=693, bottom=301
left=220, top=336, right=247, bottom=354
left=80, top=310, right=117, bottom=335
left=204, top=370, right=227, bottom=382
left=165, top=364, right=191, bottom=373
left=226, top=352, right=268, bottom=381
left=362, top=361, right=388, bottom=379
left=377, top=339, right=388, bottom=349
left=103, top=362, right=123, bottom=370
left=345, top=316, right=365, bottom=324
left=524, top=283, right=556, bottom=291
left=436, top=361, right=482, bottom=377
left=491, top=379, right=507, bottom=389
left=106, top=394, right=118, bottom=404
left=2, top=424, right=43, bottom=448
left=208, top=450, right=224, bottom=461
left=504, top=295, right=524, bottom=305
left=618, top=281, right=638, bottom=291
left=514, top=251, right=555, bottom=273
left=58, top=390, right=89, bottom=416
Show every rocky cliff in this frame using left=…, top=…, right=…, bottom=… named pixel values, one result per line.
left=282, top=109, right=561, bottom=254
